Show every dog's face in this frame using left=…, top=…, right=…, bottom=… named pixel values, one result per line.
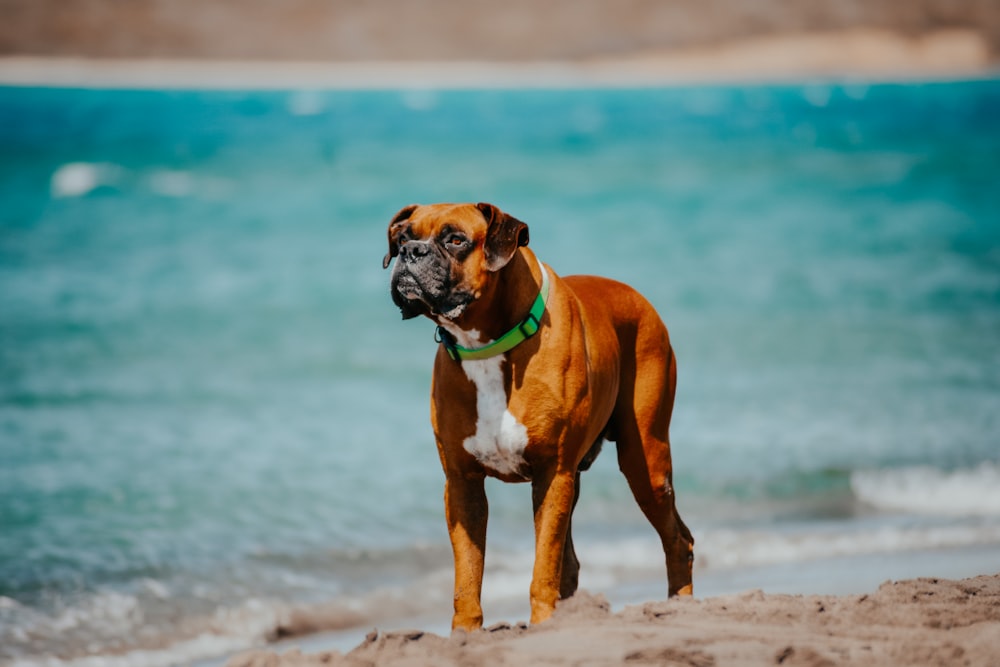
left=383, top=203, right=529, bottom=320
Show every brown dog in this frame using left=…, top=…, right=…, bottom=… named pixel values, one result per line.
left=383, top=202, right=693, bottom=631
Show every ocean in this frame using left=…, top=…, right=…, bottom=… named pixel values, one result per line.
left=1, top=79, right=999, bottom=666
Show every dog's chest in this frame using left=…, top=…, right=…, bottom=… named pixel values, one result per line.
left=459, top=356, right=529, bottom=477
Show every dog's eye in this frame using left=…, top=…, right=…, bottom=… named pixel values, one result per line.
left=446, top=235, right=468, bottom=247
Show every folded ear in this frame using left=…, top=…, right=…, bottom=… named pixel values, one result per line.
left=383, top=204, right=418, bottom=269
left=477, top=202, right=529, bottom=272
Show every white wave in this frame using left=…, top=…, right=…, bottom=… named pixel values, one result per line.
left=44, top=590, right=140, bottom=634
left=696, top=522, right=1000, bottom=571
left=145, top=169, right=196, bottom=197
left=9, top=631, right=267, bottom=667
left=851, top=463, right=1000, bottom=516
left=480, top=549, right=535, bottom=603
left=49, top=162, right=123, bottom=198
left=5, top=593, right=283, bottom=667
left=566, top=514, right=1000, bottom=578
left=138, top=578, right=171, bottom=600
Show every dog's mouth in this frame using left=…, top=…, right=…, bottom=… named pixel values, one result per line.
left=392, top=267, right=474, bottom=320
left=436, top=294, right=474, bottom=320
left=392, top=272, right=424, bottom=301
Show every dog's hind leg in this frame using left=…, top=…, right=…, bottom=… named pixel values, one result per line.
left=616, top=426, right=694, bottom=596
left=613, top=342, right=694, bottom=597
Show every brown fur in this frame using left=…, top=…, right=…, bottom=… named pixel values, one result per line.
left=385, top=203, right=693, bottom=631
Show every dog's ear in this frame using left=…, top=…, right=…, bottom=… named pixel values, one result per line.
left=477, top=202, right=529, bottom=272
left=383, top=204, right=418, bottom=269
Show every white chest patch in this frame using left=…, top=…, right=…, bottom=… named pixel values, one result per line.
left=460, top=356, right=529, bottom=476
left=443, top=326, right=529, bottom=477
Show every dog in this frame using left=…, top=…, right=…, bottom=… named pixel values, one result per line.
left=383, top=202, right=693, bottom=631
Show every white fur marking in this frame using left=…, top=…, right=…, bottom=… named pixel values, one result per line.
left=440, top=324, right=529, bottom=476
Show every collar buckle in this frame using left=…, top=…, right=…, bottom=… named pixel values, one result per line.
left=518, top=312, right=541, bottom=338
left=435, top=326, right=461, bottom=362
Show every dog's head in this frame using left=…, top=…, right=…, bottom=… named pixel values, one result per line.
left=382, top=202, right=529, bottom=321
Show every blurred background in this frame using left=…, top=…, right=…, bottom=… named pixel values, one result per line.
left=1, top=3, right=999, bottom=667
left=0, top=0, right=998, bottom=64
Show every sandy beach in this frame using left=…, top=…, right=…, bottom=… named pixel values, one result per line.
left=214, top=546, right=1000, bottom=667
left=226, top=574, right=1000, bottom=667
left=2, top=0, right=999, bottom=87
left=0, top=27, right=996, bottom=89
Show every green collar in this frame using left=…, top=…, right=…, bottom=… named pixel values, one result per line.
left=436, top=260, right=550, bottom=362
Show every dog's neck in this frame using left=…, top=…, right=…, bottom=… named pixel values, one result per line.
left=438, top=249, right=545, bottom=348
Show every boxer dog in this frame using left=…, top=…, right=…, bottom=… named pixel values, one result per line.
left=383, top=202, right=693, bottom=631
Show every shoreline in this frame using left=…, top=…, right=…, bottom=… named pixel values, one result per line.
left=1, top=28, right=997, bottom=89
left=226, top=571, right=1000, bottom=666
left=198, top=542, right=1000, bottom=667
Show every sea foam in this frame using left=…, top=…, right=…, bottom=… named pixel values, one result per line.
left=49, top=162, right=123, bottom=198
left=851, top=463, right=1000, bottom=516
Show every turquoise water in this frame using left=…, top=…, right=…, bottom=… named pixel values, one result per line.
left=1, top=80, right=999, bottom=665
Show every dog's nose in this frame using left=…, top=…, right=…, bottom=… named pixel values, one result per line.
left=400, top=240, right=432, bottom=263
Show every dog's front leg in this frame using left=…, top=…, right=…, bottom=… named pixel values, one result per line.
left=444, top=473, right=488, bottom=632
left=529, top=469, right=576, bottom=624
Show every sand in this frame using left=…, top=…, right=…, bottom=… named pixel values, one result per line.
left=4, top=0, right=1000, bottom=62
left=0, top=27, right=996, bottom=89
left=227, top=574, right=1000, bottom=666
left=2, top=0, right=999, bottom=87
